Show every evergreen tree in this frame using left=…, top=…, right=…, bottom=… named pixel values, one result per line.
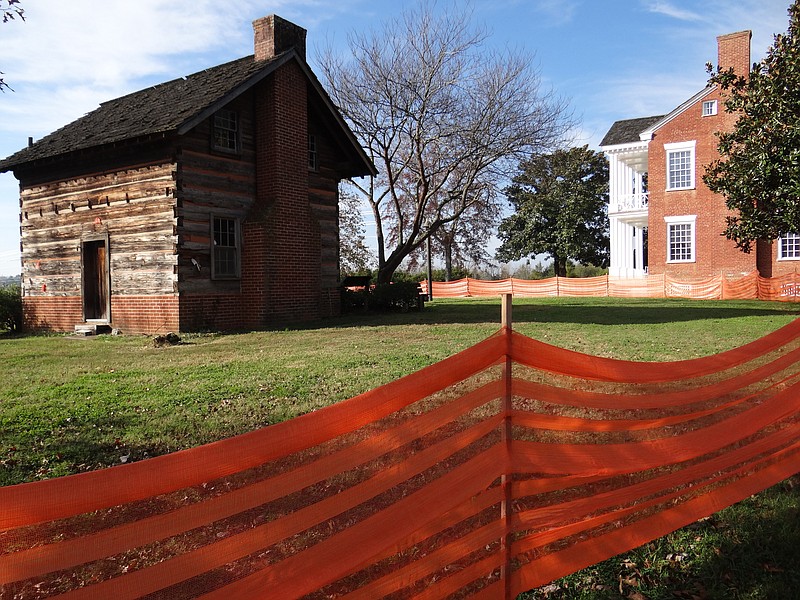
left=704, top=1, right=800, bottom=250
left=496, top=146, right=609, bottom=277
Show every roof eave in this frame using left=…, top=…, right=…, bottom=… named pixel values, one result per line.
left=292, top=55, right=376, bottom=178
left=176, top=52, right=295, bottom=136
left=640, top=85, right=716, bottom=139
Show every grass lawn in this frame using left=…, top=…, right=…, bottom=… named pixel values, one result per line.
left=1, top=296, right=800, bottom=598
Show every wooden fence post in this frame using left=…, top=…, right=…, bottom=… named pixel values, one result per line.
left=500, top=293, right=513, bottom=597
left=501, top=293, right=512, bottom=329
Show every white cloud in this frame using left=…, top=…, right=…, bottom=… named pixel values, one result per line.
left=533, top=0, right=581, bottom=26
left=644, top=1, right=703, bottom=22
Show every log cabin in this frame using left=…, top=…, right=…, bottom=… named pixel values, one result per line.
left=0, top=15, right=374, bottom=334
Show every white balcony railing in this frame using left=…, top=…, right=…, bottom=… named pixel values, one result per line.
left=611, top=192, right=648, bottom=214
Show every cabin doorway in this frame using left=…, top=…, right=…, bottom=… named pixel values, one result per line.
left=81, top=237, right=111, bottom=322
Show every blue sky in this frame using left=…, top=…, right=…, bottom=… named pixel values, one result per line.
left=0, top=0, right=792, bottom=276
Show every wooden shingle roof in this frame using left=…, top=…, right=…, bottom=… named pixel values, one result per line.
left=0, top=51, right=375, bottom=177
left=599, top=115, right=664, bottom=147
left=0, top=55, right=278, bottom=171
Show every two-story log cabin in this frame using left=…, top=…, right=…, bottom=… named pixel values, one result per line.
left=0, top=15, right=374, bottom=334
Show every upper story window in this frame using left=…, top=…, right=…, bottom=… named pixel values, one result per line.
left=779, top=233, right=800, bottom=260
left=665, top=141, right=696, bottom=191
left=212, top=216, right=240, bottom=279
left=308, top=134, right=318, bottom=171
left=665, top=215, right=696, bottom=263
left=702, top=100, right=718, bottom=116
left=213, top=109, right=239, bottom=153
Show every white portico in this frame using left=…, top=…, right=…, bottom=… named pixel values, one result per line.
left=600, top=115, right=663, bottom=279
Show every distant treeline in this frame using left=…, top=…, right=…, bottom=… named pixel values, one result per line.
left=0, top=275, right=21, bottom=288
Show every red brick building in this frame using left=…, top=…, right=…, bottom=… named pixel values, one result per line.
left=601, top=30, right=795, bottom=281
left=0, top=15, right=374, bottom=334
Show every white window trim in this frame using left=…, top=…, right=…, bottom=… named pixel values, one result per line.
left=665, top=215, right=696, bottom=263
left=702, top=100, right=718, bottom=116
left=778, top=233, right=800, bottom=261
left=664, top=140, right=696, bottom=191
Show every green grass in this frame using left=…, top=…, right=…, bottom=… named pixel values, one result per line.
left=1, top=297, right=800, bottom=598
left=1, top=297, right=797, bottom=485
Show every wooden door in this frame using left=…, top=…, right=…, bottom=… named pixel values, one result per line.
left=82, top=239, right=110, bottom=321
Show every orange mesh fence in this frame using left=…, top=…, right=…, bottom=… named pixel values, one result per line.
left=555, top=275, right=608, bottom=297
left=608, top=274, right=665, bottom=298
left=424, top=273, right=800, bottom=301
left=758, top=272, right=800, bottom=302
left=665, top=275, right=722, bottom=299
left=3, top=319, right=800, bottom=598
left=722, top=271, right=759, bottom=300
left=509, top=278, right=559, bottom=297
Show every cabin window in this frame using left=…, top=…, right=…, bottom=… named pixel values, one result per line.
left=779, top=233, right=800, bottom=260
left=213, top=109, right=239, bottom=153
left=308, top=134, right=318, bottom=170
left=665, top=215, right=696, bottom=263
left=702, top=100, right=717, bottom=116
left=212, top=216, right=240, bottom=278
left=665, top=141, right=696, bottom=191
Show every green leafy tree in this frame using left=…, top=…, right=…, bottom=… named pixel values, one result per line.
left=1, top=0, right=24, bottom=92
left=496, top=145, right=609, bottom=277
left=704, top=1, right=800, bottom=250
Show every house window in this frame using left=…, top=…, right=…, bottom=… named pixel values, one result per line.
left=308, top=134, right=317, bottom=170
left=702, top=100, right=718, bottom=116
left=212, top=216, right=240, bottom=278
left=779, top=233, right=800, bottom=260
left=213, top=109, right=239, bottom=153
left=665, top=215, right=696, bottom=263
left=665, top=141, right=696, bottom=191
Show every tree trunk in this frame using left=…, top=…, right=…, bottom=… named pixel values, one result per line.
left=444, top=237, right=453, bottom=281
left=552, top=254, right=567, bottom=278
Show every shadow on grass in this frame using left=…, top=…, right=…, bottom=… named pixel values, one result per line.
left=295, top=297, right=800, bottom=331
left=518, top=477, right=800, bottom=600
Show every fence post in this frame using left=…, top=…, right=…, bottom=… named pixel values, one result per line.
left=500, top=293, right=513, bottom=597
left=501, top=293, right=513, bottom=330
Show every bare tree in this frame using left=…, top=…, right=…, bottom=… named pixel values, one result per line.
left=403, top=180, right=501, bottom=279
left=319, top=2, right=572, bottom=283
left=0, top=0, right=24, bottom=92
left=339, top=188, right=373, bottom=276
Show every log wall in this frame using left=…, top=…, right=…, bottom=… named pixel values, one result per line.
left=15, top=62, right=355, bottom=334
left=19, top=161, right=179, bottom=333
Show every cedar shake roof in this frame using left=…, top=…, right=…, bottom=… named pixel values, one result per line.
left=599, top=115, right=664, bottom=147
left=0, top=51, right=375, bottom=177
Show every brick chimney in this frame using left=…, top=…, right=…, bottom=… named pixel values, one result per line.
left=253, top=15, right=307, bottom=62
left=717, top=30, right=752, bottom=76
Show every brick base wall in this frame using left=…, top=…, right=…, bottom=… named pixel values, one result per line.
left=22, top=295, right=180, bottom=335
left=179, top=294, right=251, bottom=332
left=23, top=297, right=83, bottom=332
left=110, top=296, right=179, bottom=334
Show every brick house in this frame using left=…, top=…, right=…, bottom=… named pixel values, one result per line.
left=600, top=30, right=792, bottom=280
left=0, top=15, right=374, bottom=334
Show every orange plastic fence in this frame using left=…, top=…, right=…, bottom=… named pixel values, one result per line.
left=420, top=271, right=800, bottom=301
left=3, top=319, right=800, bottom=598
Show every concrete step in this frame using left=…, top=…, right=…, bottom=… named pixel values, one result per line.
left=74, top=323, right=112, bottom=336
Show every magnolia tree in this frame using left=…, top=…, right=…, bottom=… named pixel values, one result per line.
left=496, top=145, right=609, bottom=277
left=704, top=0, right=800, bottom=249
left=320, top=3, right=572, bottom=283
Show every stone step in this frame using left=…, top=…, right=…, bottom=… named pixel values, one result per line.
left=74, top=323, right=113, bottom=336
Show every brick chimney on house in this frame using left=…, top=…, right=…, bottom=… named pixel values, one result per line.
left=253, top=15, right=307, bottom=62
left=717, top=30, right=752, bottom=76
